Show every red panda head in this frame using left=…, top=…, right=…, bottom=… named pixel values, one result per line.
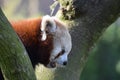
left=11, top=15, right=72, bottom=68
left=41, top=15, right=72, bottom=68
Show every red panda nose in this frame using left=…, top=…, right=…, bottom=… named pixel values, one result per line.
left=63, top=61, right=67, bottom=66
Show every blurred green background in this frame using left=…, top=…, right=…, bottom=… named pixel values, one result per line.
left=1, top=0, right=120, bottom=80
left=81, top=20, right=120, bottom=80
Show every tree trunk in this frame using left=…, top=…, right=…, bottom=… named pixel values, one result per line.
left=36, top=0, right=120, bottom=80
left=0, top=8, right=36, bottom=80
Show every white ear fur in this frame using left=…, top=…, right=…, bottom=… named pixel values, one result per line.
left=41, top=15, right=56, bottom=41
left=41, top=31, right=47, bottom=41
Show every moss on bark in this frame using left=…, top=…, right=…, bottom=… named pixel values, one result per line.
left=0, top=8, right=36, bottom=80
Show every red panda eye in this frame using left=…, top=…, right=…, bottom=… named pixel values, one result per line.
left=59, top=49, right=65, bottom=56
left=61, top=49, right=65, bottom=55
left=54, top=49, right=65, bottom=59
left=46, top=30, right=49, bottom=34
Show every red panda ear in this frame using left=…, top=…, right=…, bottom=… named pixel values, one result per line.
left=41, top=15, right=56, bottom=41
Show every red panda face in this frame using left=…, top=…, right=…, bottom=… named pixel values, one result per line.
left=41, top=15, right=72, bottom=68
left=11, top=15, right=72, bottom=68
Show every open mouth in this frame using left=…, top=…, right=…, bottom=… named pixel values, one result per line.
left=47, top=61, right=66, bottom=68
left=49, top=61, right=56, bottom=68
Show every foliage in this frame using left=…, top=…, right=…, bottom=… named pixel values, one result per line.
left=81, top=21, right=120, bottom=80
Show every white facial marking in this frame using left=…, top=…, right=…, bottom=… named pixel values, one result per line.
left=56, top=53, right=68, bottom=65
left=49, top=17, right=72, bottom=68
left=41, top=31, right=47, bottom=41
left=42, top=15, right=72, bottom=68
left=41, top=15, right=56, bottom=41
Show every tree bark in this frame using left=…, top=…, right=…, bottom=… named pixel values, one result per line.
left=0, top=8, right=36, bottom=80
left=36, top=0, right=120, bottom=80
left=54, top=0, right=120, bottom=80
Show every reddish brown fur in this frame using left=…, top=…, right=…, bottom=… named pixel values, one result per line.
left=11, top=18, right=53, bottom=67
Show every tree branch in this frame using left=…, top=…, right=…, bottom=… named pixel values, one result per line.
left=0, top=8, right=36, bottom=80
left=52, top=0, right=120, bottom=80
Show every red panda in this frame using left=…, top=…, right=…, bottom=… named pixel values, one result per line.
left=11, top=15, right=72, bottom=68
left=0, top=15, right=72, bottom=80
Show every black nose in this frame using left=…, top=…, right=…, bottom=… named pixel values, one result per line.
left=63, top=61, right=67, bottom=66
